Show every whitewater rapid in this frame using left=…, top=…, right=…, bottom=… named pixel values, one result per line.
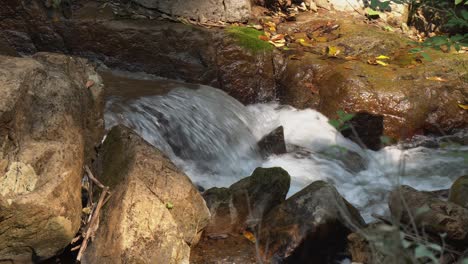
left=105, top=81, right=468, bottom=221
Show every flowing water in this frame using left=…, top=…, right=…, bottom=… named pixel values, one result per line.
left=104, top=70, right=468, bottom=221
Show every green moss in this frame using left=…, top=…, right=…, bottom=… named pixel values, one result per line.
left=226, top=26, right=273, bottom=53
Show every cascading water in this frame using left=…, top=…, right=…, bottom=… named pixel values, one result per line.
left=105, top=74, right=468, bottom=221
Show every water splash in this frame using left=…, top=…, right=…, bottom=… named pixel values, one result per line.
left=106, top=83, right=468, bottom=221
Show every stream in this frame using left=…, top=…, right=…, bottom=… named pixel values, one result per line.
left=104, top=70, right=468, bottom=221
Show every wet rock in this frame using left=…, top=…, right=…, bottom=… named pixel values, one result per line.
left=449, top=175, right=468, bottom=209
left=0, top=53, right=104, bottom=262
left=203, top=167, right=290, bottom=235
left=132, top=0, right=251, bottom=22
left=320, top=147, right=367, bottom=173
left=257, top=181, right=365, bottom=263
left=341, top=112, right=384, bottom=150
left=317, top=54, right=467, bottom=139
left=389, top=185, right=468, bottom=247
left=83, top=125, right=210, bottom=263
left=216, top=39, right=277, bottom=103
left=258, top=126, right=287, bottom=158
left=274, top=53, right=323, bottom=109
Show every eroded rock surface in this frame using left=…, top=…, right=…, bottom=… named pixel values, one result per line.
left=0, top=53, right=103, bottom=262
left=83, top=125, right=210, bottom=264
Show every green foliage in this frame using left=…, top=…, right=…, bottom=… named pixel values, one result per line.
left=369, top=0, right=468, bottom=47
left=226, top=26, right=273, bottom=53
left=52, top=0, right=61, bottom=9
left=328, top=110, right=355, bottom=131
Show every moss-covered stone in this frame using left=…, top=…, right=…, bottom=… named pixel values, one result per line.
left=226, top=26, right=273, bottom=53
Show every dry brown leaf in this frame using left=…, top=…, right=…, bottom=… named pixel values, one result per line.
left=258, top=35, right=270, bottom=41
left=86, top=80, right=95, bottom=88
left=426, top=76, right=448, bottom=82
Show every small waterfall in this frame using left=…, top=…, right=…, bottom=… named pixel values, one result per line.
left=105, top=81, right=468, bottom=221
left=106, top=86, right=263, bottom=178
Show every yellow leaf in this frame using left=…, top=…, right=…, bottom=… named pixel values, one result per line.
left=426, top=76, right=448, bottom=82
left=327, top=46, right=341, bottom=57
left=376, top=60, right=388, bottom=66
left=243, top=231, right=256, bottom=243
left=297, top=38, right=314, bottom=47
left=458, top=104, right=468, bottom=110
left=376, top=55, right=390, bottom=60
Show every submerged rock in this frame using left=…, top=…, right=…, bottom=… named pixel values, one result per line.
left=449, top=175, right=468, bottom=209
left=83, top=125, right=210, bottom=264
left=203, top=167, right=291, bottom=235
left=257, top=180, right=365, bottom=263
left=0, top=53, right=103, bottom=262
left=389, top=185, right=468, bottom=247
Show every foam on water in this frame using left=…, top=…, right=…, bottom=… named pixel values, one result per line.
left=106, top=85, right=468, bottom=221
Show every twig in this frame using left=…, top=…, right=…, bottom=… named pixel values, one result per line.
left=85, top=165, right=106, bottom=189
left=76, top=166, right=111, bottom=262
left=371, top=213, right=393, bottom=225
left=76, top=186, right=109, bottom=262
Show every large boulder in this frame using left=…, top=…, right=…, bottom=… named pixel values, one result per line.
left=203, top=167, right=291, bottom=235
left=257, top=181, right=365, bottom=263
left=275, top=15, right=467, bottom=139
left=389, top=185, right=468, bottom=247
left=0, top=53, right=103, bottom=262
left=83, top=125, right=210, bottom=264
left=132, top=0, right=251, bottom=22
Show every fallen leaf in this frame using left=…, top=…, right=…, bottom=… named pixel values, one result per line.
left=376, top=55, right=390, bottom=60
left=367, top=59, right=378, bottom=65
left=258, top=35, right=269, bottom=41
left=376, top=60, right=388, bottom=66
left=86, top=80, right=95, bottom=88
left=458, top=104, right=468, bottom=110
left=426, top=76, right=448, bottom=82
left=166, top=202, right=174, bottom=209
left=243, top=231, right=256, bottom=243
left=327, top=46, right=341, bottom=57
left=314, top=36, right=328, bottom=42
left=251, top=24, right=263, bottom=30
left=297, top=38, right=314, bottom=47
left=269, top=40, right=285, bottom=47
left=305, top=82, right=319, bottom=94
left=270, top=34, right=285, bottom=42
left=345, top=56, right=358, bottom=60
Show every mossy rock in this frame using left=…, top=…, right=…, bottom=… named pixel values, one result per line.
left=226, top=26, right=273, bottom=53
left=449, top=175, right=468, bottom=209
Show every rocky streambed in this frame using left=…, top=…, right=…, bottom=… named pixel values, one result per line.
left=0, top=0, right=467, bottom=263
